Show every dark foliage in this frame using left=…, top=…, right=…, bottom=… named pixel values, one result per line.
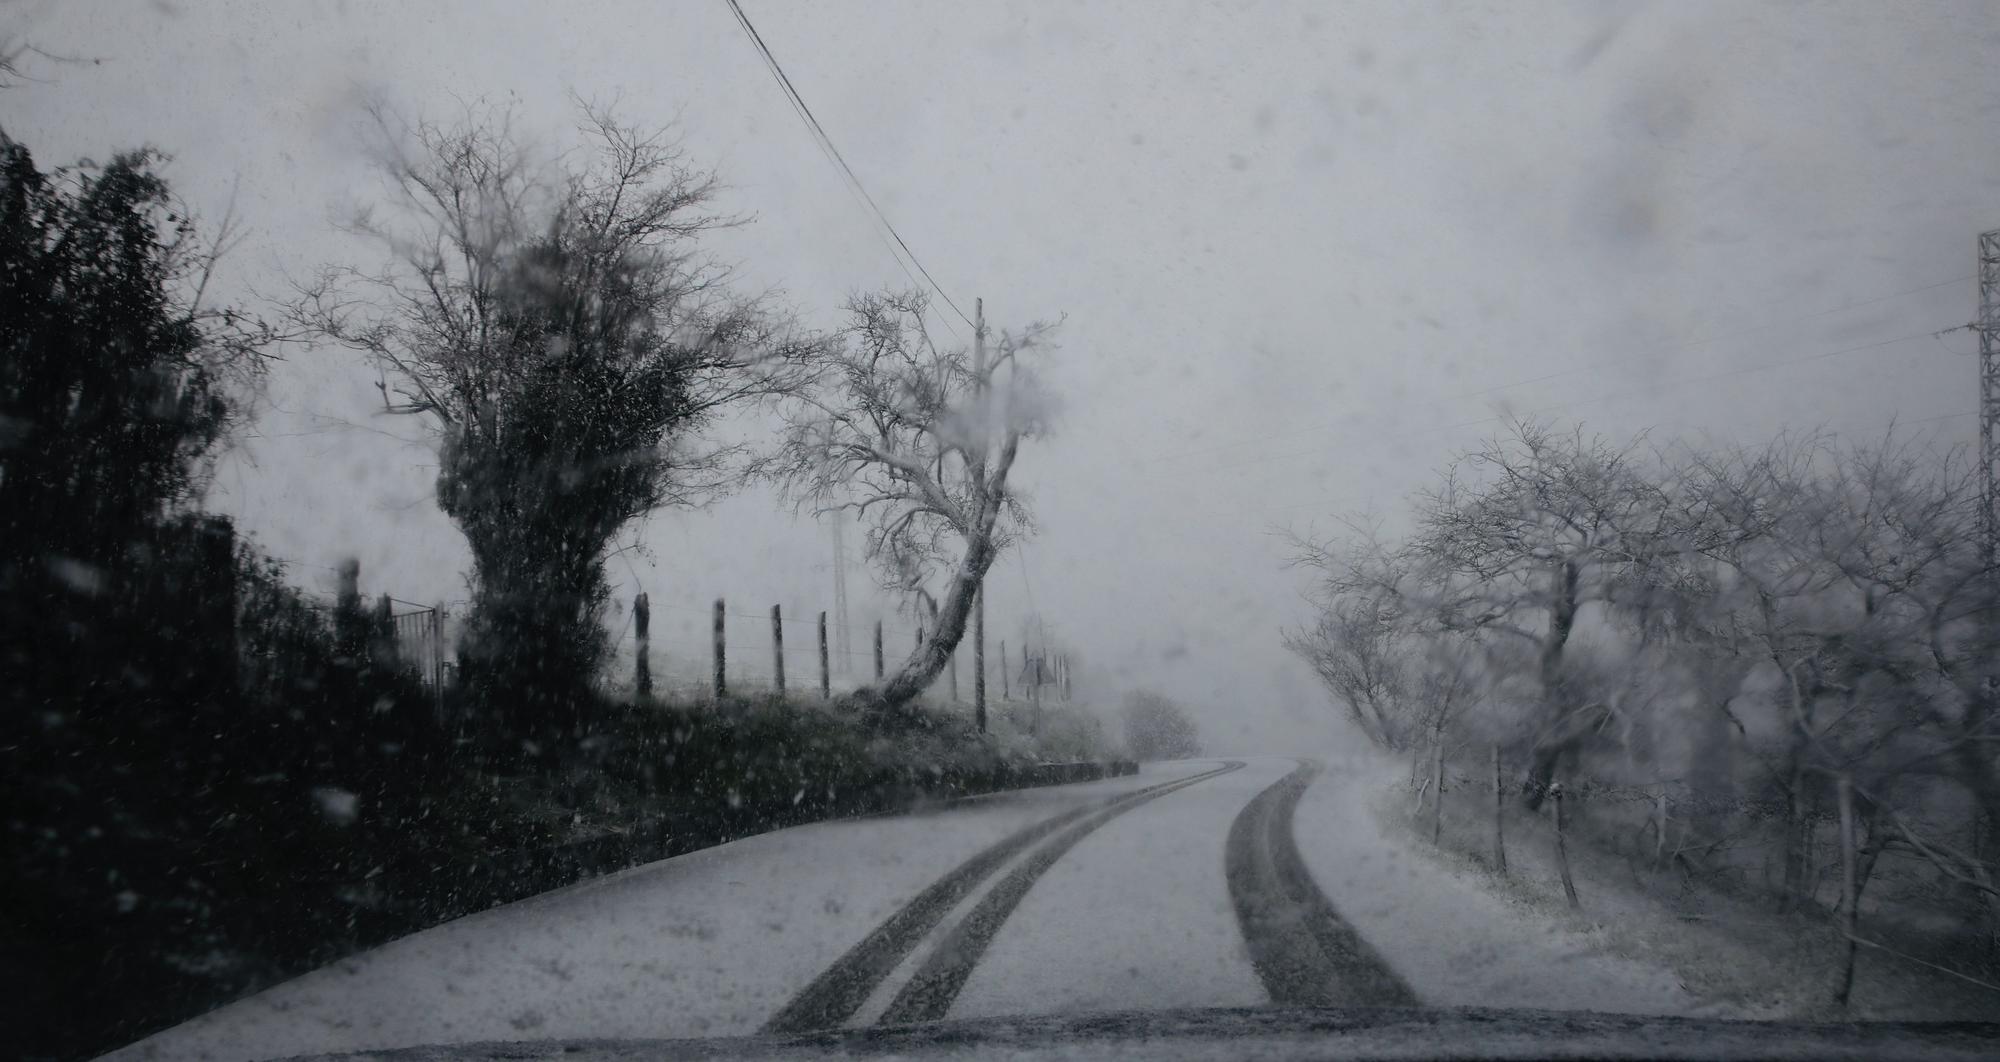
left=0, top=136, right=235, bottom=569
left=0, top=136, right=442, bottom=1061
left=295, top=104, right=817, bottom=743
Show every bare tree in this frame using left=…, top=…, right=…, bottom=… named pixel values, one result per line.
left=1293, top=413, right=2000, bottom=954
left=1297, top=420, right=1679, bottom=805
left=769, top=290, right=1055, bottom=716
left=291, top=99, right=815, bottom=736
left=1285, top=587, right=1413, bottom=749
left=1120, top=689, right=1202, bottom=760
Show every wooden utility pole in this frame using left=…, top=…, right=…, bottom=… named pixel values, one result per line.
left=829, top=514, right=851, bottom=674
left=1000, top=639, right=1009, bottom=700
left=972, top=297, right=988, bottom=730
left=1030, top=652, right=1043, bottom=736
left=974, top=588, right=986, bottom=730
left=634, top=591, right=652, bottom=700
left=713, top=598, right=726, bottom=699
left=873, top=620, right=884, bottom=680
left=1977, top=231, right=1999, bottom=843
left=818, top=610, right=830, bottom=700
left=771, top=604, right=785, bottom=695
left=1979, top=229, right=1998, bottom=584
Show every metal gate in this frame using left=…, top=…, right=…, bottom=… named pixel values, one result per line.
left=390, top=601, right=447, bottom=719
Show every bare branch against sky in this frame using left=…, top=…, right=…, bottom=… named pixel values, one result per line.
left=7, top=0, right=1997, bottom=747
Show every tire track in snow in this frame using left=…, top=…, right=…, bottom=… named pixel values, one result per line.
left=875, top=760, right=1246, bottom=1025
left=1226, top=758, right=1417, bottom=1007
left=764, top=761, right=1242, bottom=1033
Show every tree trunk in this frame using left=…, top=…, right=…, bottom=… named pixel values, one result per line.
left=1553, top=781, right=1580, bottom=908
left=1835, top=775, right=1858, bottom=1008
left=856, top=531, right=998, bottom=712
left=1431, top=725, right=1446, bottom=845
left=1953, top=711, right=2000, bottom=945
left=1521, top=559, right=1579, bottom=811
left=1783, top=764, right=1810, bottom=910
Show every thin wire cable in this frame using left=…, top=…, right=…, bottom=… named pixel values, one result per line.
left=721, top=0, right=973, bottom=333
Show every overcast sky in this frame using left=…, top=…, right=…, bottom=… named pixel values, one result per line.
left=7, top=0, right=1998, bottom=751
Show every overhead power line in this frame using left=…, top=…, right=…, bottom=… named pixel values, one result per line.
left=721, top=0, right=974, bottom=332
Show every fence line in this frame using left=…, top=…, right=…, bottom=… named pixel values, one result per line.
left=594, top=591, right=1068, bottom=722
left=1408, top=741, right=2000, bottom=1008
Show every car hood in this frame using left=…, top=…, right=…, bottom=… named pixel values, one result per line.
left=279, top=1005, right=2000, bottom=1062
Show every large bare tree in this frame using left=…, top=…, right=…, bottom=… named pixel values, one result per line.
left=769, top=291, right=1055, bottom=716
left=292, top=100, right=814, bottom=738
left=1299, top=420, right=1680, bottom=804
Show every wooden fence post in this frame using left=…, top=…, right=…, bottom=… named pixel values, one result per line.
left=771, top=604, right=785, bottom=695
left=1492, top=744, right=1506, bottom=873
left=818, top=610, right=830, bottom=700
left=712, top=598, right=726, bottom=699
left=373, top=593, right=397, bottom=669
left=1552, top=781, right=1580, bottom=909
left=431, top=601, right=446, bottom=722
left=1836, top=774, right=1859, bottom=1008
left=633, top=592, right=651, bottom=700
left=873, top=620, right=884, bottom=680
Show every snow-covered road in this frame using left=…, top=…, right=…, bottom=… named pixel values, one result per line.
left=106, top=754, right=1700, bottom=1062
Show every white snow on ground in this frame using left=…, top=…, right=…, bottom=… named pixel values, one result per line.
left=104, top=763, right=1208, bottom=1062
left=946, top=758, right=1285, bottom=1020
left=109, top=746, right=1766, bottom=1062
left=1293, top=748, right=1702, bottom=1016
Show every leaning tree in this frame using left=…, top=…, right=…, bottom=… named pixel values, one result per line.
left=769, top=290, right=1056, bottom=718
left=294, top=101, right=814, bottom=740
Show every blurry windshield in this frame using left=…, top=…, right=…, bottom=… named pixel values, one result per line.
left=4, top=3, right=2000, bottom=1061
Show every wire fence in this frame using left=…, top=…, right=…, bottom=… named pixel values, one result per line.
left=1404, top=744, right=2000, bottom=1008
left=249, top=551, right=1070, bottom=713
left=595, top=593, right=1070, bottom=707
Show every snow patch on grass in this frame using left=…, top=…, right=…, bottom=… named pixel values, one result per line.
left=1295, top=754, right=1702, bottom=1017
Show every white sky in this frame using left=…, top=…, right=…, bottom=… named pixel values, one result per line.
left=6, top=0, right=1997, bottom=751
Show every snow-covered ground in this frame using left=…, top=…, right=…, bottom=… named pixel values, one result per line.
left=105, top=763, right=1211, bottom=1062
left=1291, top=749, right=1704, bottom=1016
left=110, top=750, right=1804, bottom=1062
left=1360, top=746, right=2000, bottom=1022
left=945, top=758, right=1287, bottom=1019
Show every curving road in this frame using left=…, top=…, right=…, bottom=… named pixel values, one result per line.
left=109, top=757, right=1417, bottom=1061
